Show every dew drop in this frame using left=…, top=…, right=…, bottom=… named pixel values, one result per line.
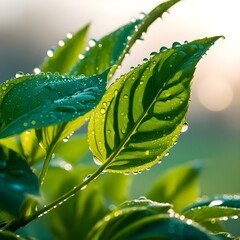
left=150, top=51, right=157, bottom=57
left=140, top=80, right=144, bottom=85
left=15, top=71, right=24, bottom=78
left=23, top=122, right=28, bottom=127
left=84, top=174, right=92, bottom=181
left=58, top=40, right=65, bottom=47
left=172, top=42, right=181, bottom=48
left=127, top=36, right=132, bottom=41
left=165, top=152, right=169, bottom=157
left=100, top=108, right=106, bottom=114
left=66, top=33, right=73, bottom=39
left=136, top=38, right=144, bottom=43
left=89, top=39, right=97, bottom=47
left=138, top=196, right=147, bottom=200
left=114, top=89, right=118, bottom=96
left=138, top=12, right=146, bottom=19
left=181, top=122, right=188, bottom=133
left=184, top=40, right=188, bottom=44
left=160, top=46, right=168, bottom=52
left=63, top=138, right=69, bottom=143
left=81, top=185, right=87, bottom=190
left=47, top=49, right=54, bottom=57
left=123, top=94, right=128, bottom=99
left=78, top=54, right=85, bottom=60
left=93, top=156, right=102, bottom=166
left=124, top=172, right=130, bottom=176
left=107, top=130, right=111, bottom=134
left=31, top=120, right=37, bottom=125
left=130, top=17, right=136, bottom=23
left=33, top=68, right=41, bottom=74
left=143, top=57, right=148, bottom=62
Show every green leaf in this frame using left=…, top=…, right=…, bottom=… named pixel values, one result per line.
left=40, top=24, right=90, bottom=74
left=0, top=145, right=39, bottom=218
left=0, top=70, right=108, bottom=139
left=182, top=195, right=240, bottom=223
left=147, top=162, right=202, bottom=211
left=0, top=230, right=28, bottom=240
left=69, top=0, right=181, bottom=78
left=87, top=199, right=223, bottom=240
left=88, top=36, right=221, bottom=173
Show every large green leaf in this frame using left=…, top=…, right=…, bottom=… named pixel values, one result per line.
left=88, top=37, right=221, bottom=173
left=0, top=145, right=39, bottom=218
left=87, top=198, right=226, bottom=240
left=69, top=0, right=181, bottom=78
left=147, top=163, right=202, bottom=211
left=0, top=70, right=108, bottom=139
left=40, top=24, right=90, bottom=74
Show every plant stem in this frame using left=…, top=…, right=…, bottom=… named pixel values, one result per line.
left=39, top=144, right=55, bottom=185
left=3, top=158, right=110, bottom=232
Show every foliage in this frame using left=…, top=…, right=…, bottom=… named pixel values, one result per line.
left=0, top=0, right=239, bottom=239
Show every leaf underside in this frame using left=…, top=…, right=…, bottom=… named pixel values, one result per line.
left=88, top=36, right=221, bottom=173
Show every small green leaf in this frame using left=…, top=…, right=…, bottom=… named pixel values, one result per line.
left=40, top=24, right=90, bottom=74
left=147, top=163, right=202, bottom=211
left=0, top=146, right=39, bottom=218
left=182, top=195, right=240, bottom=223
left=88, top=37, right=221, bottom=173
left=69, top=0, right=181, bottom=79
left=0, top=70, right=108, bottom=139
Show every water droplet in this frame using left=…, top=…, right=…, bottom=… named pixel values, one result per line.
left=181, top=122, right=188, bottom=133
left=186, top=219, right=193, bottom=225
left=89, top=39, right=97, bottom=47
left=145, top=150, right=150, bottom=155
left=107, top=130, right=111, bottom=134
left=23, top=122, right=28, bottom=127
left=93, top=156, right=102, bottom=166
left=138, top=12, right=146, bottom=19
left=58, top=40, right=65, bottom=47
left=209, top=200, right=224, bottom=207
left=136, top=38, right=144, bottom=43
left=165, top=152, right=169, bottom=157
left=184, top=40, right=188, bottom=44
left=31, top=120, right=36, bottom=125
left=66, top=33, right=72, bottom=39
left=85, top=46, right=90, bottom=51
left=47, top=49, right=54, bottom=57
left=150, top=51, right=157, bottom=57
left=130, top=17, right=136, bottom=23
left=127, top=36, right=132, bottom=41
left=81, top=185, right=87, bottom=190
left=123, top=172, right=130, bottom=175
left=33, top=68, right=41, bottom=74
left=114, top=89, right=118, bottom=96
left=100, top=108, right=106, bottom=114
left=123, top=94, right=128, bottom=99
left=78, top=54, right=85, bottom=60
left=138, top=196, right=147, bottom=200
left=160, top=46, right=168, bottom=52
left=15, top=71, right=24, bottom=78
left=231, top=215, right=238, bottom=220
left=143, top=58, right=148, bottom=62
left=63, top=138, right=69, bottom=143
left=172, top=42, right=181, bottom=48
left=140, top=80, right=144, bottom=85
left=84, top=174, right=92, bottom=181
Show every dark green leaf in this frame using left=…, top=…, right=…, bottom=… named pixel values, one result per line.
left=40, top=24, right=90, bottom=74
left=147, top=162, right=202, bottom=211
left=87, top=199, right=224, bottom=240
left=69, top=0, right=181, bottom=79
left=0, top=146, right=39, bottom=218
left=88, top=37, right=221, bottom=173
left=0, top=70, right=108, bottom=139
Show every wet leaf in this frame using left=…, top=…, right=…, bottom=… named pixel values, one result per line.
left=147, top=162, right=202, bottom=211
left=69, top=0, right=181, bottom=79
left=40, top=24, right=90, bottom=74
left=0, top=230, right=28, bottom=240
left=0, top=145, right=39, bottom=218
left=87, top=199, right=220, bottom=240
left=182, top=195, right=240, bottom=223
left=0, top=70, right=108, bottom=139
left=88, top=37, right=221, bottom=173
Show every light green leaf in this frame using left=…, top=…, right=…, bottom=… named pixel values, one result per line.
left=147, top=162, right=202, bottom=211
left=0, top=70, right=108, bottom=139
left=0, top=145, right=39, bottom=218
left=69, top=0, right=181, bottom=79
left=88, top=36, right=221, bottom=173
left=40, top=24, right=90, bottom=74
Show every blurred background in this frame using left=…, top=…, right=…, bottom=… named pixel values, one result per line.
left=0, top=0, right=239, bottom=235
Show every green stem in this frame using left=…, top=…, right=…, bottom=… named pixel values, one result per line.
left=39, top=144, right=56, bottom=185
left=3, top=158, right=110, bottom=232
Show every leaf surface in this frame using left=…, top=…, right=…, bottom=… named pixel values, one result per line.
left=88, top=37, right=221, bottom=173
left=0, top=70, right=108, bottom=138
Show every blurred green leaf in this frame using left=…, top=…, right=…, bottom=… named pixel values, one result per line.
left=54, top=134, right=89, bottom=165
left=147, top=163, right=202, bottom=211
left=40, top=24, right=90, bottom=74
left=0, top=146, right=39, bottom=218
left=0, top=230, right=29, bottom=240
left=69, top=0, right=181, bottom=79
left=88, top=37, right=221, bottom=173
left=0, top=70, right=108, bottom=139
